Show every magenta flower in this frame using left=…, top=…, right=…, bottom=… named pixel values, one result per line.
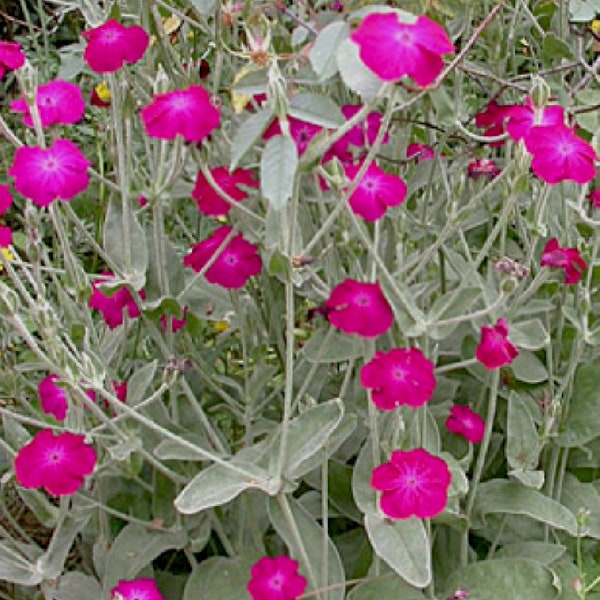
left=8, top=139, right=91, bottom=207
left=524, top=126, right=597, bottom=185
left=541, top=238, right=587, bottom=285
left=89, top=273, right=143, bottom=329
left=112, top=380, right=128, bottom=403
left=475, top=318, right=519, bottom=370
left=406, top=143, right=435, bottom=161
left=38, top=374, right=68, bottom=421
left=445, top=405, right=485, bottom=443
left=350, top=12, right=454, bottom=86
left=10, top=80, right=85, bottom=128
left=0, top=41, right=26, bottom=79
left=343, top=161, right=407, bottom=222
left=14, top=429, right=96, bottom=496
left=184, top=226, right=262, bottom=289
left=247, top=556, right=307, bottom=600
left=467, top=158, right=501, bottom=180
left=0, top=226, right=11, bottom=248
left=330, top=105, right=389, bottom=158
left=160, top=307, right=188, bottom=333
left=588, top=189, right=600, bottom=209
left=325, top=279, right=394, bottom=338
left=110, top=579, right=166, bottom=600
left=371, top=448, right=451, bottom=520
left=505, top=98, right=565, bottom=142
left=82, top=19, right=149, bottom=73
left=361, top=348, right=436, bottom=410
left=263, top=116, right=323, bottom=156
left=475, top=101, right=511, bottom=145
left=0, top=184, right=13, bottom=215
left=141, top=85, right=220, bottom=143
left=192, top=167, right=258, bottom=216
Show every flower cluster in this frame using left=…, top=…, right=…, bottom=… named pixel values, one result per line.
left=475, top=96, right=598, bottom=184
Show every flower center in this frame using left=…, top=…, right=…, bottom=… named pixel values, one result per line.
left=222, top=252, right=238, bottom=267
left=46, top=448, right=64, bottom=465
left=396, top=30, right=414, bottom=46
left=353, top=293, right=371, bottom=308
left=269, top=573, right=284, bottom=591
left=43, top=157, right=60, bottom=172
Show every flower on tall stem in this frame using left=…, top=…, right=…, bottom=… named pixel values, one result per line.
left=88, top=273, right=144, bottom=329
left=475, top=318, right=518, bottom=370
left=141, top=85, right=220, bottom=143
left=325, top=279, right=394, bottom=338
left=445, top=405, right=485, bottom=443
left=8, top=139, right=91, bottom=207
left=14, top=429, right=96, bottom=496
left=192, top=167, right=258, bottom=216
left=540, top=238, right=587, bottom=284
left=82, top=19, right=149, bottom=73
left=350, top=12, right=454, bottom=86
left=247, top=556, right=307, bottom=600
left=360, top=348, right=436, bottom=410
left=371, top=448, right=451, bottom=519
left=38, top=374, right=68, bottom=421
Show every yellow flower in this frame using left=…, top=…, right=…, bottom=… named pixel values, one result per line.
left=0, top=247, right=14, bottom=272
left=94, top=81, right=111, bottom=103
left=214, top=320, right=230, bottom=333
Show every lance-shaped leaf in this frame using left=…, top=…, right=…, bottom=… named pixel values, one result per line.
left=260, top=134, right=298, bottom=210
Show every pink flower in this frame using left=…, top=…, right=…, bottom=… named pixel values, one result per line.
left=160, top=307, right=188, bottom=333
left=371, top=448, right=451, bottom=520
left=406, top=143, right=435, bottom=161
left=445, top=405, right=485, bottom=443
left=10, top=80, right=85, bottom=128
left=141, top=85, right=220, bottom=143
left=110, top=579, right=166, bottom=600
left=8, top=139, right=91, bottom=207
left=89, top=273, right=143, bottom=329
left=192, top=167, right=258, bottom=216
left=475, top=318, right=519, bottom=370
left=263, top=116, right=323, bottom=156
left=541, top=238, right=587, bottom=285
left=112, top=380, right=128, bottom=403
left=0, top=184, right=13, bottom=215
left=588, top=189, right=600, bottom=209
left=361, top=348, right=436, bottom=410
left=14, top=429, right=96, bottom=496
left=0, top=226, right=12, bottom=248
left=505, top=98, right=565, bottom=142
left=0, top=41, right=26, bottom=79
left=325, top=279, right=394, bottom=338
left=38, top=374, right=68, bottom=421
left=343, top=162, right=407, bottom=221
left=247, top=556, right=307, bottom=600
left=467, top=158, right=501, bottom=180
left=82, top=19, right=149, bottom=73
left=350, top=12, right=454, bottom=86
left=475, top=101, right=512, bottom=146
left=184, top=226, right=262, bottom=289
left=330, top=105, right=389, bottom=157
left=524, top=126, right=597, bottom=185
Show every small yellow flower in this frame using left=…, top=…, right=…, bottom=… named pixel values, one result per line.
left=214, top=320, right=230, bottom=333
left=0, top=247, right=14, bottom=271
left=592, top=19, right=600, bottom=34
left=94, top=81, right=111, bottom=103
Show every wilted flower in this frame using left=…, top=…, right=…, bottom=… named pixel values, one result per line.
left=343, top=161, right=407, bottom=222
left=350, top=12, right=454, bottom=86
left=445, top=405, right=485, bottom=443
left=371, top=448, right=451, bottom=519
left=141, top=85, right=220, bottom=143
left=325, top=279, right=394, bottom=338
left=110, top=579, right=166, bottom=600
left=90, top=81, right=111, bottom=107
left=0, top=41, right=26, bottom=79
left=247, top=556, right=307, bottom=600
left=38, top=374, right=68, bottom=421
left=525, top=126, right=597, bottom=185
left=541, top=238, right=586, bottom=284
left=10, top=79, right=85, bottom=128
left=8, top=139, right=91, bottom=207
left=15, top=429, right=96, bottom=496
left=467, top=158, right=501, bottom=180
left=184, top=226, right=262, bottom=289
left=82, top=19, right=149, bottom=73
left=475, top=318, right=519, bottom=370
left=361, top=348, right=436, bottom=410
left=192, top=167, right=258, bottom=216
